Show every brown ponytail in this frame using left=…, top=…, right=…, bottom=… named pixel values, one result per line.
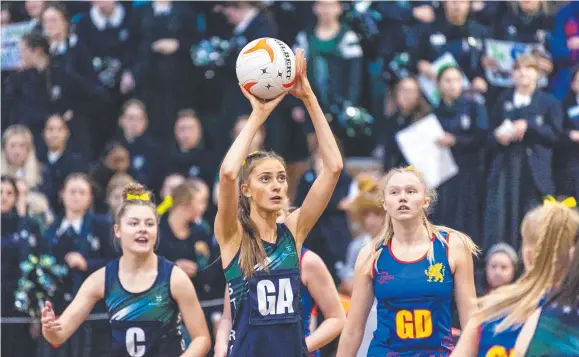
left=237, top=150, right=286, bottom=278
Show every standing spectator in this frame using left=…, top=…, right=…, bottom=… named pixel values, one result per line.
left=41, top=2, right=107, bottom=158
left=432, top=67, right=489, bottom=245
left=1, top=125, right=52, bottom=198
left=38, top=114, right=88, bottom=214
left=1, top=175, right=46, bottom=357
left=549, top=1, right=579, bottom=100
left=75, top=0, right=133, bottom=154
left=4, top=32, right=106, bottom=155
left=557, top=68, right=579, bottom=199
left=415, top=0, right=489, bottom=95
left=24, top=0, right=45, bottom=32
left=483, top=54, right=562, bottom=252
left=295, top=0, right=363, bottom=155
left=115, top=99, right=161, bottom=190
left=215, top=1, right=278, bottom=150
left=377, top=76, right=432, bottom=171
left=124, top=0, right=197, bottom=142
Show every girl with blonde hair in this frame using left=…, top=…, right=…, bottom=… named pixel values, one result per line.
left=1, top=124, right=50, bottom=196
left=451, top=198, right=579, bottom=357
left=337, top=166, right=479, bottom=357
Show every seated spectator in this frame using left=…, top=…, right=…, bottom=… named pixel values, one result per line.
left=105, top=172, right=135, bottom=221
left=478, top=243, right=519, bottom=296
left=90, top=141, right=131, bottom=213
left=338, top=175, right=384, bottom=297
left=1, top=175, right=46, bottom=357
left=162, top=109, right=215, bottom=185
left=1, top=124, right=52, bottom=198
left=38, top=114, right=88, bottom=214
left=116, top=99, right=161, bottom=190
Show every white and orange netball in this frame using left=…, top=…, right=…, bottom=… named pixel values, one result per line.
left=236, top=37, right=296, bottom=100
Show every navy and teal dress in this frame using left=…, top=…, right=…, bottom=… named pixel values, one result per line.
left=524, top=299, right=579, bottom=357
left=105, top=255, right=184, bottom=357
left=224, top=223, right=308, bottom=357
left=477, top=295, right=548, bottom=357
left=369, top=232, right=454, bottom=357
left=300, top=247, right=320, bottom=357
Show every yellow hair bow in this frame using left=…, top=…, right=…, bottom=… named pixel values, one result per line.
left=407, top=165, right=414, bottom=171
left=126, top=193, right=150, bottom=201
left=543, top=195, right=577, bottom=208
left=157, top=195, right=173, bottom=215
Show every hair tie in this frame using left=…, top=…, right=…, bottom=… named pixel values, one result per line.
left=156, top=195, right=173, bottom=215
left=543, top=195, right=577, bottom=208
left=126, top=193, right=150, bottom=201
left=242, top=151, right=262, bottom=167
left=407, top=165, right=414, bottom=171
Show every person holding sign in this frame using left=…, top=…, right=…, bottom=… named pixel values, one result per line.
left=482, top=54, right=562, bottom=252
left=337, top=166, right=478, bottom=357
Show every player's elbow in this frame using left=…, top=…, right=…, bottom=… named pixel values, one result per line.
left=219, top=167, right=238, bottom=182
left=325, top=158, right=343, bottom=175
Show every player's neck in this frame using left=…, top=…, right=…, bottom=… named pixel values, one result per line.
left=250, top=209, right=278, bottom=243
left=315, top=21, right=340, bottom=38
left=391, top=219, right=429, bottom=246
left=121, top=252, right=156, bottom=273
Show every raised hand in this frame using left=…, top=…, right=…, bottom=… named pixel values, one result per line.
left=288, top=49, right=313, bottom=100
left=239, top=85, right=287, bottom=120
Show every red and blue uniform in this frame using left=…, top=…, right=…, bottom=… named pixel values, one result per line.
left=477, top=295, right=547, bottom=357
left=368, top=231, right=454, bottom=357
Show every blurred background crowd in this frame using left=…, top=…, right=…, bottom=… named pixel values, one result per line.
left=1, top=0, right=578, bottom=356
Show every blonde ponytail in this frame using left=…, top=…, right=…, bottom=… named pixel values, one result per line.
left=475, top=203, right=579, bottom=333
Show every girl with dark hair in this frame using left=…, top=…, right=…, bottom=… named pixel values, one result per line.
left=215, top=49, right=343, bottom=357
left=41, top=183, right=211, bottom=357
left=432, top=66, right=488, bottom=244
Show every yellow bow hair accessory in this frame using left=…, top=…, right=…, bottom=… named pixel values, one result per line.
left=543, top=195, right=577, bottom=208
left=126, top=193, right=150, bottom=201
left=242, top=151, right=262, bottom=167
left=407, top=165, right=414, bottom=171
left=157, top=195, right=173, bottom=215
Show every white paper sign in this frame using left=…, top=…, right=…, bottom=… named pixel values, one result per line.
left=418, top=53, right=471, bottom=108
left=395, top=114, right=459, bottom=188
left=484, top=39, right=549, bottom=88
left=1, top=21, right=35, bottom=70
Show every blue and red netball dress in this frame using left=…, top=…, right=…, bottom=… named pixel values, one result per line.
left=368, top=231, right=454, bottom=357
